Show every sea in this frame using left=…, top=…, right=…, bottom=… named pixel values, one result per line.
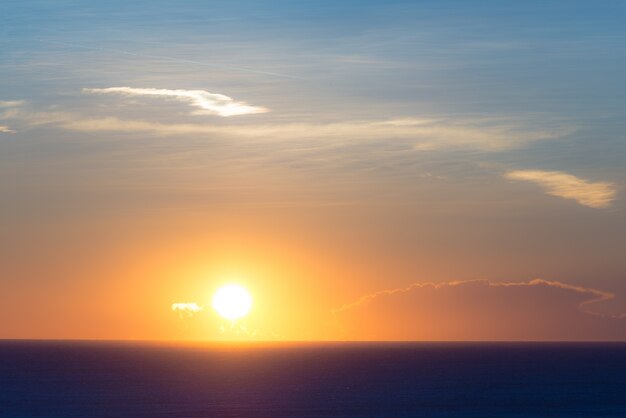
left=1, top=341, right=625, bottom=417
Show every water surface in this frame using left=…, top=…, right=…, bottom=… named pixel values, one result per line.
left=1, top=341, right=625, bottom=417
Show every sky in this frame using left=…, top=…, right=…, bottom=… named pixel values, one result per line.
left=1, top=0, right=625, bottom=340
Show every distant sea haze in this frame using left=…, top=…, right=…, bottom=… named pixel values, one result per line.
left=1, top=341, right=625, bottom=417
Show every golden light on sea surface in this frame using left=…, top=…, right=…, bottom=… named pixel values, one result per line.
left=212, top=284, right=252, bottom=320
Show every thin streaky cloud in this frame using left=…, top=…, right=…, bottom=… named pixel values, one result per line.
left=9, top=109, right=570, bottom=152
left=39, top=39, right=304, bottom=80
left=84, top=87, right=269, bottom=117
left=505, top=170, right=617, bottom=209
left=0, top=125, right=15, bottom=134
left=0, top=100, right=24, bottom=108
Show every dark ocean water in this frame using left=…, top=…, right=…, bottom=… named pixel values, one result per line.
left=1, top=341, right=625, bottom=417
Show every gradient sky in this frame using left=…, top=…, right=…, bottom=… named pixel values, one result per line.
left=1, top=0, right=625, bottom=340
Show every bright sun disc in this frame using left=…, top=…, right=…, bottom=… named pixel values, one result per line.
left=212, top=284, right=252, bottom=320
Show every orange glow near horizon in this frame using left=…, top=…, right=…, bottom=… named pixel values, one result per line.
left=1, top=210, right=624, bottom=342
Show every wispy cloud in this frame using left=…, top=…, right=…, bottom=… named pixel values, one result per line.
left=504, top=170, right=617, bottom=208
left=0, top=100, right=24, bottom=108
left=83, top=87, right=269, bottom=117
left=40, top=39, right=303, bottom=80
left=0, top=101, right=22, bottom=133
left=171, top=302, right=203, bottom=317
left=7, top=108, right=569, bottom=152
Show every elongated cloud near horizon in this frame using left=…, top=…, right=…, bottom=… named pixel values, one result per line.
left=84, top=87, right=268, bottom=116
left=504, top=170, right=617, bottom=208
left=0, top=125, right=14, bottom=133
left=334, top=279, right=625, bottom=340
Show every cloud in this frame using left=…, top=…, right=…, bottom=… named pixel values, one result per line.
left=0, top=100, right=24, bottom=108
left=6, top=108, right=570, bottom=152
left=504, top=170, right=617, bottom=208
left=171, top=302, right=203, bottom=317
left=333, top=279, right=626, bottom=341
left=170, top=301, right=267, bottom=340
left=0, top=101, right=22, bottom=133
left=83, top=87, right=268, bottom=117
left=41, top=38, right=303, bottom=80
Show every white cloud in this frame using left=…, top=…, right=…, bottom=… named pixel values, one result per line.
left=171, top=302, right=203, bottom=317
left=0, top=125, right=15, bottom=134
left=505, top=169, right=617, bottom=209
left=83, top=87, right=268, bottom=117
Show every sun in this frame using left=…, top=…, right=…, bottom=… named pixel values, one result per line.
left=212, top=284, right=252, bottom=320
